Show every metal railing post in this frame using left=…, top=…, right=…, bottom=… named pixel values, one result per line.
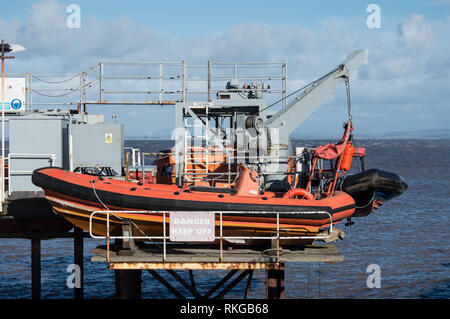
left=163, top=212, right=166, bottom=261
left=207, top=60, right=211, bottom=102
left=125, top=152, right=129, bottom=181
left=25, top=72, right=29, bottom=111
left=29, top=74, right=32, bottom=109
left=141, top=152, right=145, bottom=184
left=182, top=61, right=187, bottom=102
left=282, top=61, right=287, bottom=109
left=79, top=72, right=83, bottom=109
left=131, top=148, right=136, bottom=167
left=159, top=62, right=163, bottom=104
left=277, top=213, right=280, bottom=260
left=107, top=211, right=110, bottom=262
left=99, top=62, right=103, bottom=103
left=220, top=212, right=223, bottom=262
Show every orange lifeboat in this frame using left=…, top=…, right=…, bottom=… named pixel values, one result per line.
left=32, top=166, right=356, bottom=239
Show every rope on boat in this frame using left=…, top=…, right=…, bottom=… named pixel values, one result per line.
left=354, top=193, right=376, bottom=209
left=337, top=175, right=376, bottom=209
left=90, top=180, right=111, bottom=211
left=89, top=178, right=167, bottom=250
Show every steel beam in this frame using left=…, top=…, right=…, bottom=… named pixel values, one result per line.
left=146, top=269, right=185, bottom=299
left=108, top=262, right=283, bottom=270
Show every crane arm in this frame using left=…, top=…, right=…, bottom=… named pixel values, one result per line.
left=264, top=50, right=368, bottom=137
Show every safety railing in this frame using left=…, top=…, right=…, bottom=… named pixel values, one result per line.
left=6, top=153, right=56, bottom=196
left=89, top=210, right=333, bottom=263
left=122, top=143, right=315, bottom=188
left=4, top=60, right=287, bottom=110
left=124, top=147, right=142, bottom=167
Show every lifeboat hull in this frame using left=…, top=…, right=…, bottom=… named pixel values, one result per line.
left=32, top=167, right=355, bottom=241
left=339, top=169, right=408, bottom=217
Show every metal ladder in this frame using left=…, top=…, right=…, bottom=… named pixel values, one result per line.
left=183, top=104, right=210, bottom=184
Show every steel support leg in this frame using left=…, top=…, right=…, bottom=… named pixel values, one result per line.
left=115, top=270, right=142, bottom=299
left=31, top=238, right=41, bottom=299
left=74, top=227, right=84, bottom=299
left=266, top=264, right=285, bottom=299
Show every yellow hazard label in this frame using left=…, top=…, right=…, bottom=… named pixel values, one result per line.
left=105, top=133, right=112, bottom=144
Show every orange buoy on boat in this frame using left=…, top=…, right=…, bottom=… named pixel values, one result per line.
left=283, top=188, right=314, bottom=200
left=340, top=143, right=354, bottom=172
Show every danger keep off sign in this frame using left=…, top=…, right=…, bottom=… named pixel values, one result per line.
left=169, top=212, right=215, bottom=242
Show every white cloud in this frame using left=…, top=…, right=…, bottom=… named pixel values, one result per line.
left=1, top=0, right=449, bottom=136
left=397, top=14, right=434, bottom=48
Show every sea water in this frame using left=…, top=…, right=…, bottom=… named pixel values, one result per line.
left=0, top=139, right=448, bottom=299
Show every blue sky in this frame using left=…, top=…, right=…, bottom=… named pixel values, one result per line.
left=1, top=0, right=449, bottom=137
left=3, top=0, right=448, bottom=35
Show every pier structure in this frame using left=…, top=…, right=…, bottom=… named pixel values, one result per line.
left=88, top=210, right=344, bottom=299
left=0, top=211, right=344, bottom=299
left=92, top=242, right=343, bottom=299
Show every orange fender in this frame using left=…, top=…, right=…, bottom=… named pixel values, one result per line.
left=283, top=188, right=314, bottom=200
left=340, top=143, right=354, bottom=172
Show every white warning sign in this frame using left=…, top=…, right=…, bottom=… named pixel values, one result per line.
left=1, top=77, right=26, bottom=113
left=170, top=212, right=215, bottom=242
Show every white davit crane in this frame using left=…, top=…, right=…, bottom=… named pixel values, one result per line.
left=261, top=49, right=368, bottom=190
left=265, top=49, right=368, bottom=139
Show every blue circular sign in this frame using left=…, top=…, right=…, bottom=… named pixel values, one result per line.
left=11, top=99, right=22, bottom=110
